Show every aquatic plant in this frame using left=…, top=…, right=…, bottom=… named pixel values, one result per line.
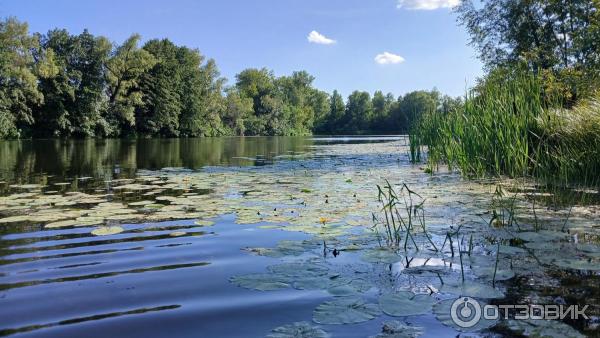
left=266, top=322, right=330, bottom=338
left=312, top=297, right=382, bottom=325
left=372, top=181, right=436, bottom=251
left=378, top=291, right=435, bottom=317
left=409, top=69, right=600, bottom=188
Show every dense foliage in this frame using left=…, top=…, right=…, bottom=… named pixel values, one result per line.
left=411, top=0, right=600, bottom=187
left=456, top=0, right=600, bottom=104
left=0, top=18, right=454, bottom=139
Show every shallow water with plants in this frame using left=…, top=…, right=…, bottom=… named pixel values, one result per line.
left=0, top=137, right=598, bottom=337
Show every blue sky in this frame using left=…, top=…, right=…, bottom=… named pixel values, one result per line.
left=1, top=0, right=482, bottom=98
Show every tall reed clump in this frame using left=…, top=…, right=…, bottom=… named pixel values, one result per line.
left=410, top=68, right=599, bottom=187
left=534, top=95, right=600, bottom=187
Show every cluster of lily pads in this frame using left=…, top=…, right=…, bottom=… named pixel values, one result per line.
left=0, top=140, right=597, bottom=337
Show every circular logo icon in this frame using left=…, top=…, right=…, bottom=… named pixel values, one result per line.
left=450, top=297, right=482, bottom=328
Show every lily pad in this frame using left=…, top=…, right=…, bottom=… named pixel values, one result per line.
left=195, top=219, right=215, bottom=226
left=576, top=243, right=600, bottom=254
left=439, top=281, right=505, bottom=299
left=379, top=292, right=435, bottom=317
left=517, top=231, right=568, bottom=242
left=524, top=241, right=565, bottom=251
left=494, top=245, right=528, bottom=255
left=505, top=319, right=584, bottom=338
left=91, top=226, right=124, bottom=236
left=268, top=263, right=328, bottom=279
left=292, top=276, right=332, bottom=290
left=266, top=321, right=330, bottom=338
left=0, top=215, right=30, bottom=223
left=361, top=249, right=402, bottom=264
left=45, top=219, right=80, bottom=228
left=327, top=284, right=361, bottom=297
left=313, top=297, right=382, bottom=325
left=369, top=321, right=424, bottom=338
left=472, top=267, right=515, bottom=281
left=551, top=258, right=600, bottom=271
left=229, top=273, right=290, bottom=291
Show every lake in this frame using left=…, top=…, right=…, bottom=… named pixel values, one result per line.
left=0, top=137, right=597, bottom=337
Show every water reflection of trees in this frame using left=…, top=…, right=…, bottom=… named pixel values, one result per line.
left=0, top=137, right=312, bottom=182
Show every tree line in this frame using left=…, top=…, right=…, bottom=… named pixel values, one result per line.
left=0, top=18, right=459, bottom=139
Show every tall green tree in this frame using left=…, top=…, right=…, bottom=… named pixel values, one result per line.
left=222, top=88, right=253, bottom=136
left=105, top=34, right=156, bottom=135
left=34, top=29, right=111, bottom=137
left=138, top=39, right=183, bottom=136
left=178, top=52, right=225, bottom=137
left=371, top=91, right=395, bottom=132
left=307, top=88, right=330, bottom=134
left=234, top=68, right=282, bottom=135
left=398, top=90, right=438, bottom=132
left=0, top=18, right=43, bottom=138
left=343, top=91, right=373, bottom=133
left=326, top=90, right=346, bottom=133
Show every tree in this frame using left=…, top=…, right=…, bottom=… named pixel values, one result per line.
left=34, top=28, right=111, bottom=137
left=70, top=30, right=111, bottom=136
left=138, top=39, right=183, bottom=136
left=317, top=90, right=345, bottom=134
left=234, top=68, right=281, bottom=135
left=1, top=18, right=464, bottom=139
left=344, top=91, right=373, bottom=133
left=371, top=91, right=395, bottom=133
left=223, top=88, right=253, bottom=135
left=105, top=34, right=156, bottom=135
left=32, top=29, right=74, bottom=137
left=307, top=88, right=330, bottom=135
left=276, top=71, right=310, bottom=135
left=439, top=95, right=463, bottom=114
left=456, top=0, right=600, bottom=102
left=0, top=18, right=43, bottom=138
left=392, top=90, right=438, bottom=132
left=177, top=52, right=225, bottom=137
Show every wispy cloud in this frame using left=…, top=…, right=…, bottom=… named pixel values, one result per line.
left=374, top=52, right=405, bottom=65
left=307, top=30, right=336, bottom=45
left=397, top=0, right=460, bottom=10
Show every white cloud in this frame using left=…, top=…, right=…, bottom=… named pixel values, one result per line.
left=374, top=52, right=405, bottom=65
left=307, top=30, right=336, bottom=45
left=397, top=0, right=460, bottom=10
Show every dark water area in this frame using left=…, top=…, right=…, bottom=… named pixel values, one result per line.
left=0, top=136, right=402, bottom=183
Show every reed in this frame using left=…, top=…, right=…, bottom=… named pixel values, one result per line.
left=372, top=181, right=437, bottom=251
left=410, top=68, right=600, bottom=188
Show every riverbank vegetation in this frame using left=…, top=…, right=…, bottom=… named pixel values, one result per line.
left=410, top=0, right=600, bottom=187
left=0, top=18, right=458, bottom=139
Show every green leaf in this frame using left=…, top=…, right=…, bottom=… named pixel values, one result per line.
left=229, top=273, right=290, bottom=291
left=379, top=292, right=435, bottom=317
left=505, top=319, right=584, bottom=338
left=439, top=281, right=505, bottom=299
left=91, top=226, right=124, bottom=236
left=313, top=297, right=382, bottom=325
left=369, top=320, right=424, bottom=338
left=266, top=321, right=330, bottom=338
